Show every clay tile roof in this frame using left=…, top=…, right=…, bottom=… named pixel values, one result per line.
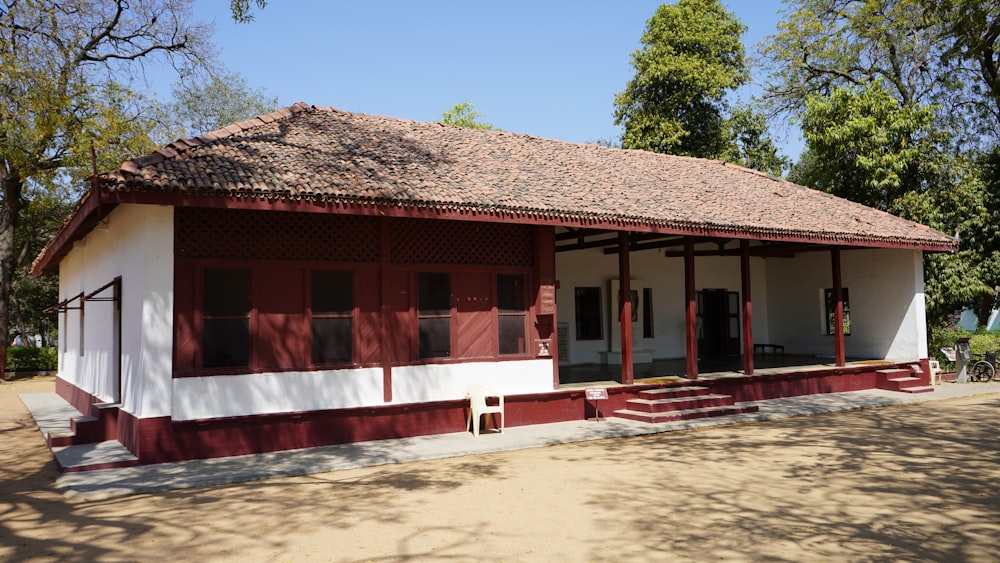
left=97, top=102, right=954, bottom=251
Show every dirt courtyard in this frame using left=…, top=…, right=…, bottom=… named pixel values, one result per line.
left=1, top=375, right=998, bottom=562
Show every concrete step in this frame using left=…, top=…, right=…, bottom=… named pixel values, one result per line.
left=636, top=385, right=711, bottom=401
left=898, top=385, right=935, bottom=394
left=624, top=393, right=736, bottom=413
left=877, top=368, right=913, bottom=378
left=52, top=440, right=139, bottom=472
left=881, top=376, right=924, bottom=392
left=613, top=404, right=760, bottom=424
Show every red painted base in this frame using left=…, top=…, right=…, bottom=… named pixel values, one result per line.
left=54, top=360, right=930, bottom=467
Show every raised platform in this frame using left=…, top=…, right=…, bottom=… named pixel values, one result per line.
left=600, top=349, right=654, bottom=365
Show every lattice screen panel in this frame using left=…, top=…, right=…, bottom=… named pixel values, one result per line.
left=176, top=207, right=380, bottom=262
left=391, top=218, right=533, bottom=266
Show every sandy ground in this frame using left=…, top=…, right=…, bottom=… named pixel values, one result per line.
left=1, top=375, right=999, bottom=562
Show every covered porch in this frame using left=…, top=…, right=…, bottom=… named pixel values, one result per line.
left=553, top=228, right=928, bottom=390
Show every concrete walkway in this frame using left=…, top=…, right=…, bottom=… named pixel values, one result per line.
left=22, top=382, right=1000, bottom=501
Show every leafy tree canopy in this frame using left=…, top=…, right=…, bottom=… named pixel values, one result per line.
left=614, top=0, right=748, bottom=158
left=440, top=102, right=493, bottom=130
left=722, top=105, right=787, bottom=177
left=0, top=0, right=213, bottom=367
left=161, top=72, right=279, bottom=141
left=797, top=82, right=938, bottom=210
left=231, top=0, right=267, bottom=23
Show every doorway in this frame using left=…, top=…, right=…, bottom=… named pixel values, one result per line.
left=697, top=289, right=739, bottom=358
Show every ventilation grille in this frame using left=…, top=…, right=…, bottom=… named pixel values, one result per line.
left=176, top=207, right=380, bottom=262
left=391, top=218, right=533, bottom=266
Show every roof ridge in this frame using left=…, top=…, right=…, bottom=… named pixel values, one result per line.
left=114, top=101, right=314, bottom=177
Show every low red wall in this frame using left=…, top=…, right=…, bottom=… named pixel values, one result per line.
left=60, top=361, right=923, bottom=465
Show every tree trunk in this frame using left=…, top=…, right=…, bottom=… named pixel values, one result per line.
left=0, top=171, right=25, bottom=374
left=11, top=292, right=31, bottom=348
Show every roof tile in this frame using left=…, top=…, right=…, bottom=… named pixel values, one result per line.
left=95, top=103, right=956, bottom=251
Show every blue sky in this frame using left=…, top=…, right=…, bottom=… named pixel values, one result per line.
left=160, top=1, right=798, bottom=156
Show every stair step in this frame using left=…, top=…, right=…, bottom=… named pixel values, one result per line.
left=877, top=368, right=913, bottom=377
left=899, top=385, right=935, bottom=394
left=625, top=393, right=736, bottom=413
left=613, top=404, right=760, bottom=424
left=637, top=386, right=711, bottom=400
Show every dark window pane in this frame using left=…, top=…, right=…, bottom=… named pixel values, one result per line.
left=499, top=315, right=526, bottom=355
left=312, top=317, right=353, bottom=364
left=312, top=270, right=353, bottom=314
left=204, top=269, right=250, bottom=316
left=419, top=317, right=451, bottom=358
left=574, top=287, right=602, bottom=340
left=643, top=288, right=654, bottom=338
left=418, top=273, right=450, bottom=315
left=203, top=318, right=250, bottom=368
left=497, top=274, right=525, bottom=313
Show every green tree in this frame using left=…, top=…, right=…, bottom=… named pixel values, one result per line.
left=440, top=102, right=493, bottom=130
left=759, top=0, right=1000, bottom=326
left=231, top=0, right=267, bottom=23
left=1, top=0, right=211, bottom=370
left=722, top=105, right=787, bottom=176
left=614, top=0, right=748, bottom=158
left=162, top=72, right=279, bottom=141
left=797, top=82, right=939, bottom=210
left=936, top=0, right=1000, bottom=131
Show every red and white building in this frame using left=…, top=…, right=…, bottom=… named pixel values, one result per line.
left=32, top=103, right=958, bottom=466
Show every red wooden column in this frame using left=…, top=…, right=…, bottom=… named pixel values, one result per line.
left=831, top=248, right=846, bottom=367
left=741, top=240, right=754, bottom=375
left=379, top=216, right=393, bottom=402
left=618, top=231, right=634, bottom=385
left=684, top=237, right=698, bottom=379
left=534, top=227, right=559, bottom=389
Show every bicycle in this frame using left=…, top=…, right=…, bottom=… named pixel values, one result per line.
left=968, top=350, right=1000, bottom=382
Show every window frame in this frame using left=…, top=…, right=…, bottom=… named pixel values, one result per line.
left=417, top=271, right=452, bottom=359
left=574, top=286, right=603, bottom=341
left=642, top=287, right=654, bottom=339
left=200, top=267, right=252, bottom=370
left=310, top=269, right=355, bottom=367
left=497, top=273, right=528, bottom=355
left=823, top=287, right=852, bottom=336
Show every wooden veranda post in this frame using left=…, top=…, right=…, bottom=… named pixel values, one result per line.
left=741, top=240, right=754, bottom=375
left=684, top=237, right=698, bottom=379
left=831, top=248, right=846, bottom=367
left=618, top=231, right=634, bottom=385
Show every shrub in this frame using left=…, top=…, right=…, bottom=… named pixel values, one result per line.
left=5, top=346, right=58, bottom=372
left=929, top=324, right=1000, bottom=371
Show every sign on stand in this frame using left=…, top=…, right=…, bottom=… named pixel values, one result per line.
left=585, top=387, right=608, bottom=422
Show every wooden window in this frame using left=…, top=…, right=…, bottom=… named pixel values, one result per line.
left=824, top=288, right=851, bottom=336
left=311, top=270, right=354, bottom=364
left=574, top=287, right=602, bottom=340
left=642, top=288, right=654, bottom=338
left=202, top=268, right=251, bottom=368
left=497, top=274, right=526, bottom=355
left=418, top=272, right=451, bottom=358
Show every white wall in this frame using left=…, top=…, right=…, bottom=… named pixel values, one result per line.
left=172, top=359, right=551, bottom=420
left=555, top=247, right=769, bottom=364
left=764, top=248, right=926, bottom=360
left=58, top=204, right=174, bottom=417
left=392, top=359, right=552, bottom=403
left=173, top=368, right=384, bottom=420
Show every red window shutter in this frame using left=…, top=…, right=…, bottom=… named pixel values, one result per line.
left=385, top=270, right=414, bottom=362
left=173, top=262, right=196, bottom=374
left=356, top=269, right=381, bottom=365
left=453, top=271, right=494, bottom=358
left=255, top=267, right=309, bottom=369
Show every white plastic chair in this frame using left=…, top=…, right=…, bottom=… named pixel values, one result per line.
left=466, top=384, right=504, bottom=437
